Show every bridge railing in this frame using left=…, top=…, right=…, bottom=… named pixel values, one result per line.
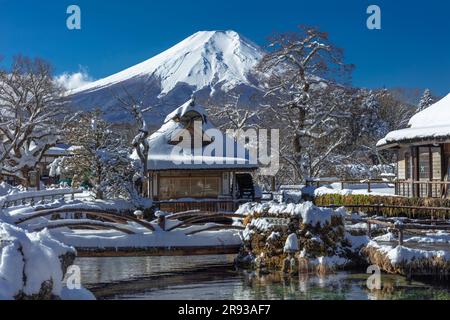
left=154, top=199, right=251, bottom=213
left=1, top=188, right=83, bottom=208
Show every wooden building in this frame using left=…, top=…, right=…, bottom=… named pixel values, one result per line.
left=0, top=144, right=72, bottom=187
left=377, top=93, right=450, bottom=198
left=135, top=99, right=259, bottom=212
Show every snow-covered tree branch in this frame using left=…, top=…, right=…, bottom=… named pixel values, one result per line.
left=0, top=56, right=65, bottom=186
left=257, top=25, right=354, bottom=181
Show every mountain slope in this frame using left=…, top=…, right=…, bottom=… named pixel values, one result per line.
left=69, top=30, right=265, bottom=124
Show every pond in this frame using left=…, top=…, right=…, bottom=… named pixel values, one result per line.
left=75, top=255, right=450, bottom=300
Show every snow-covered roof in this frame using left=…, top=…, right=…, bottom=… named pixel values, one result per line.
left=134, top=99, right=259, bottom=171
left=164, top=99, right=207, bottom=123
left=377, top=93, right=450, bottom=148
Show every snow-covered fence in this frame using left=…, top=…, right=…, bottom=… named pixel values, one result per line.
left=154, top=199, right=250, bottom=213
left=343, top=213, right=450, bottom=246
left=395, top=180, right=450, bottom=198
left=323, top=203, right=450, bottom=219
left=365, top=218, right=450, bottom=246
left=1, top=189, right=83, bottom=208
left=306, top=178, right=390, bottom=193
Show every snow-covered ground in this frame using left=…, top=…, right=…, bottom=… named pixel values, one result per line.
left=314, top=182, right=395, bottom=197
left=373, top=231, right=450, bottom=245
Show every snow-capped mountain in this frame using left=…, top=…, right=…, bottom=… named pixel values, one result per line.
left=69, top=30, right=265, bottom=124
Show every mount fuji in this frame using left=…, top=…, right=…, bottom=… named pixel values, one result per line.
left=68, top=30, right=266, bottom=125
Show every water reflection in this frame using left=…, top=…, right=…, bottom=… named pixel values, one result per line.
left=75, top=255, right=450, bottom=300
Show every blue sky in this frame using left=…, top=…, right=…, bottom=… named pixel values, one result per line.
left=0, top=0, right=449, bottom=95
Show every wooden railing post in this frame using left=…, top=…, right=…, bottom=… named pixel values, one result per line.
left=398, top=226, right=404, bottom=246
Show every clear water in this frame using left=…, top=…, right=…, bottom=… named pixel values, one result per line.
left=75, top=255, right=450, bottom=300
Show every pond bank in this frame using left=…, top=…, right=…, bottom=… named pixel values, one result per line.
left=76, top=245, right=241, bottom=257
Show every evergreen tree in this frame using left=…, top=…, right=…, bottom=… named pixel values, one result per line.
left=417, top=89, right=434, bottom=113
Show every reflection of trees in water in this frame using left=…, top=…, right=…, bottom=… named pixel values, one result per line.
left=237, top=271, right=354, bottom=300
left=367, top=275, right=450, bottom=300
left=236, top=271, right=450, bottom=300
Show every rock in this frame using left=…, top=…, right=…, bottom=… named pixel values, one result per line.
left=0, top=223, right=80, bottom=300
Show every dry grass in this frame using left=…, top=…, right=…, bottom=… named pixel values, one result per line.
left=362, top=245, right=450, bottom=277
left=315, top=194, right=450, bottom=219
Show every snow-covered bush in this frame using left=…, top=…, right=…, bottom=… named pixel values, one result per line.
left=363, top=241, right=450, bottom=277
left=0, top=223, right=77, bottom=300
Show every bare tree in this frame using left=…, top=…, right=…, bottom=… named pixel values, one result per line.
left=52, top=109, right=134, bottom=200
left=207, top=93, right=263, bottom=131
left=113, top=86, right=152, bottom=196
left=257, top=25, right=354, bottom=181
left=0, top=56, right=66, bottom=186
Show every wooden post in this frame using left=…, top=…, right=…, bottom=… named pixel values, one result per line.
left=158, top=214, right=166, bottom=231
left=36, top=171, right=41, bottom=191
left=398, top=227, right=404, bottom=246
left=232, top=172, right=237, bottom=200
left=367, top=222, right=371, bottom=238
left=368, top=181, right=371, bottom=193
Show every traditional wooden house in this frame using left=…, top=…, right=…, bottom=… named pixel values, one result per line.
left=377, top=93, right=450, bottom=198
left=0, top=144, right=72, bottom=187
left=137, top=99, right=259, bottom=212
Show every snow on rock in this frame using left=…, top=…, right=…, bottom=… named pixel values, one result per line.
left=284, top=233, right=299, bottom=253
left=373, top=232, right=397, bottom=242
left=299, top=250, right=350, bottom=269
left=237, top=201, right=368, bottom=273
left=236, top=201, right=345, bottom=227
left=299, top=202, right=340, bottom=227
left=0, top=223, right=76, bottom=300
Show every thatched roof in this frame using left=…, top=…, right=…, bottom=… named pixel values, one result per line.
left=377, top=93, right=450, bottom=149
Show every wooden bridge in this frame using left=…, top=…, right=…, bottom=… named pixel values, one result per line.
left=13, top=206, right=246, bottom=236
